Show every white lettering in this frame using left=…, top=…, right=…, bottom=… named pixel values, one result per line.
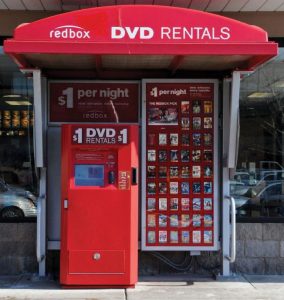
left=111, top=27, right=125, bottom=39
left=86, top=128, right=116, bottom=138
left=195, top=27, right=203, bottom=39
left=183, top=27, right=193, bottom=39
left=106, top=129, right=116, bottom=137
left=201, top=27, right=211, bottom=39
left=172, top=27, right=182, bottom=39
left=111, top=26, right=154, bottom=39
left=140, top=27, right=154, bottom=39
left=86, top=128, right=96, bottom=138
left=159, top=26, right=231, bottom=41
left=220, top=27, right=230, bottom=40
left=96, top=128, right=106, bottom=138
left=99, top=88, right=129, bottom=100
left=54, top=30, right=61, bottom=38
left=77, top=88, right=129, bottom=100
left=161, top=27, right=171, bottom=39
left=125, top=27, right=139, bottom=39
left=49, top=25, right=90, bottom=40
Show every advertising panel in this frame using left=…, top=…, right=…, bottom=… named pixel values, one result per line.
left=142, top=80, right=218, bottom=250
left=49, top=81, right=139, bottom=124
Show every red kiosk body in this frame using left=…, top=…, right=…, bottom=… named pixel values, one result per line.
left=60, top=124, right=138, bottom=287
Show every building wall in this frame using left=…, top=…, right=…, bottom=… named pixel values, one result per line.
left=1, top=223, right=284, bottom=275
left=234, top=223, right=284, bottom=275
left=0, top=223, right=37, bottom=275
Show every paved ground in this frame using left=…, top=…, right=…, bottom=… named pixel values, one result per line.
left=0, top=274, right=284, bottom=300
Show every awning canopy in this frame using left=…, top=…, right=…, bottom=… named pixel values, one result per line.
left=4, top=5, right=278, bottom=78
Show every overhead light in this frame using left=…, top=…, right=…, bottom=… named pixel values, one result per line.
left=5, top=101, right=32, bottom=106
left=272, top=80, right=284, bottom=88
left=247, top=92, right=274, bottom=99
left=2, top=94, right=22, bottom=98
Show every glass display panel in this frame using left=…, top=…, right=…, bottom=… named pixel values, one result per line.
left=0, top=47, right=37, bottom=221
left=75, top=164, right=104, bottom=186
left=142, top=80, right=216, bottom=249
left=232, top=48, right=284, bottom=221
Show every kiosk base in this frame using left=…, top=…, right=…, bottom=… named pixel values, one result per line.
left=61, top=284, right=136, bottom=289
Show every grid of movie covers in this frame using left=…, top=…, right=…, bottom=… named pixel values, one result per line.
left=145, top=85, right=214, bottom=247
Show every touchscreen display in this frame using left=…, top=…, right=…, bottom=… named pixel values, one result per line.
left=75, top=164, right=104, bottom=186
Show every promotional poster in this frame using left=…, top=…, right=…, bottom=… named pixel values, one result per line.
left=49, top=81, right=139, bottom=123
left=144, top=81, right=215, bottom=248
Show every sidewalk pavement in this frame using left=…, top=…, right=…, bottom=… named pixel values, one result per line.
left=0, top=274, right=284, bottom=300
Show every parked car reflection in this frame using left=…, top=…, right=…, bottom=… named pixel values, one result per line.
left=234, top=181, right=284, bottom=217
left=0, top=179, right=37, bottom=219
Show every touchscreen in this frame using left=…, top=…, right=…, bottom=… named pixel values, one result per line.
left=75, top=164, right=104, bottom=186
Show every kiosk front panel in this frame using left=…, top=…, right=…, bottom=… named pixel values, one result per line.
left=60, top=124, right=138, bottom=287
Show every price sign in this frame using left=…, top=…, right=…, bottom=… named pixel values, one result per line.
left=71, top=126, right=129, bottom=145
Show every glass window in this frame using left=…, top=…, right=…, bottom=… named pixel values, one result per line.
left=232, top=48, right=284, bottom=220
left=0, top=47, right=37, bottom=221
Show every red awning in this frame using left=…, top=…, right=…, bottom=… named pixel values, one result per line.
left=4, top=5, right=278, bottom=78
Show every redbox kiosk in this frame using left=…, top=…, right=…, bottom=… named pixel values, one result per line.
left=3, top=4, right=278, bottom=281
left=60, top=124, right=138, bottom=286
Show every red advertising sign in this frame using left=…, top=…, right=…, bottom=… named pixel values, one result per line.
left=143, top=80, right=217, bottom=249
left=11, top=6, right=268, bottom=44
left=49, top=81, right=139, bottom=123
left=71, top=125, right=128, bottom=145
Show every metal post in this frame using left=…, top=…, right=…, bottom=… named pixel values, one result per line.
left=33, top=70, right=44, bottom=168
left=32, top=69, right=46, bottom=277
left=222, top=78, right=231, bottom=276
left=37, top=168, right=46, bottom=277
left=228, top=71, right=241, bottom=169
left=225, top=196, right=236, bottom=263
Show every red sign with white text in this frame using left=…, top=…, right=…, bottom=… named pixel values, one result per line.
left=49, top=81, right=139, bottom=123
left=71, top=125, right=129, bottom=145
left=12, top=6, right=268, bottom=44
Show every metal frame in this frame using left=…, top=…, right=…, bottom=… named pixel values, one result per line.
left=141, top=79, right=219, bottom=251
left=222, top=77, right=231, bottom=276
left=221, top=72, right=245, bottom=276
left=228, top=72, right=241, bottom=169
left=33, top=70, right=45, bottom=167
left=21, top=69, right=47, bottom=276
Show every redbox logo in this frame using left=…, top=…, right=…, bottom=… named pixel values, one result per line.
left=49, top=25, right=90, bottom=39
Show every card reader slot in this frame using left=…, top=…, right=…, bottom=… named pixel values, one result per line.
left=132, top=168, right=138, bottom=185
left=108, top=171, right=115, bottom=184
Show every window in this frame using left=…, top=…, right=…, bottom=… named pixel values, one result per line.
left=0, top=47, right=37, bottom=221
left=232, top=48, right=284, bottom=221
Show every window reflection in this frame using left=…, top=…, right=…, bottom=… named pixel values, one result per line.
left=232, top=48, right=284, bottom=219
left=0, top=50, right=37, bottom=220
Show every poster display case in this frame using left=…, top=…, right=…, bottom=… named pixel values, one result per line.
left=141, top=79, right=219, bottom=251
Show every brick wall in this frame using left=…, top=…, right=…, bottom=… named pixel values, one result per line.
left=0, top=223, right=284, bottom=275
left=234, top=223, right=284, bottom=274
left=0, top=223, right=37, bottom=275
